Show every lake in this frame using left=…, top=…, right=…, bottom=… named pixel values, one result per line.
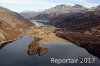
left=0, top=22, right=100, bottom=66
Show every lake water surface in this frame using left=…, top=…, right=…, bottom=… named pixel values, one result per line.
left=0, top=22, right=100, bottom=66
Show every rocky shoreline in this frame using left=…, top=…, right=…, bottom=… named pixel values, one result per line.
left=0, top=33, right=30, bottom=47
left=0, top=34, right=24, bottom=47
left=0, top=35, right=19, bottom=46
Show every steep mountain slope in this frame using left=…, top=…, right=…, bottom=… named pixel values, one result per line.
left=51, top=8, right=100, bottom=58
left=31, top=4, right=88, bottom=20
left=0, top=6, right=33, bottom=44
left=51, top=11, right=100, bottom=31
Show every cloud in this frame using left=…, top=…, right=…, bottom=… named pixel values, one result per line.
left=0, top=0, right=56, bottom=7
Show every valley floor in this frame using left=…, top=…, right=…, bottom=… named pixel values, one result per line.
left=24, top=26, right=66, bottom=42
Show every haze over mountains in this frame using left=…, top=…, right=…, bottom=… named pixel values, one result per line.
left=0, top=6, right=32, bottom=44
left=20, top=11, right=41, bottom=19
left=20, top=4, right=89, bottom=19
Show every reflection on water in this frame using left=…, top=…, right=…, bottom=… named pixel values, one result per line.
left=27, top=37, right=48, bottom=56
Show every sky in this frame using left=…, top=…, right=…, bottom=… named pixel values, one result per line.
left=0, top=0, right=100, bottom=12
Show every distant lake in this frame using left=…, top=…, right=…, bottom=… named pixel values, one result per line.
left=33, top=22, right=45, bottom=26
left=0, top=22, right=99, bottom=66
left=33, top=22, right=49, bottom=26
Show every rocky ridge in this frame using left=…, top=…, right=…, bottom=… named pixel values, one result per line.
left=21, top=4, right=88, bottom=20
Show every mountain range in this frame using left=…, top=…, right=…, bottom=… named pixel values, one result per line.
left=20, top=4, right=100, bottom=58
left=20, top=4, right=88, bottom=20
